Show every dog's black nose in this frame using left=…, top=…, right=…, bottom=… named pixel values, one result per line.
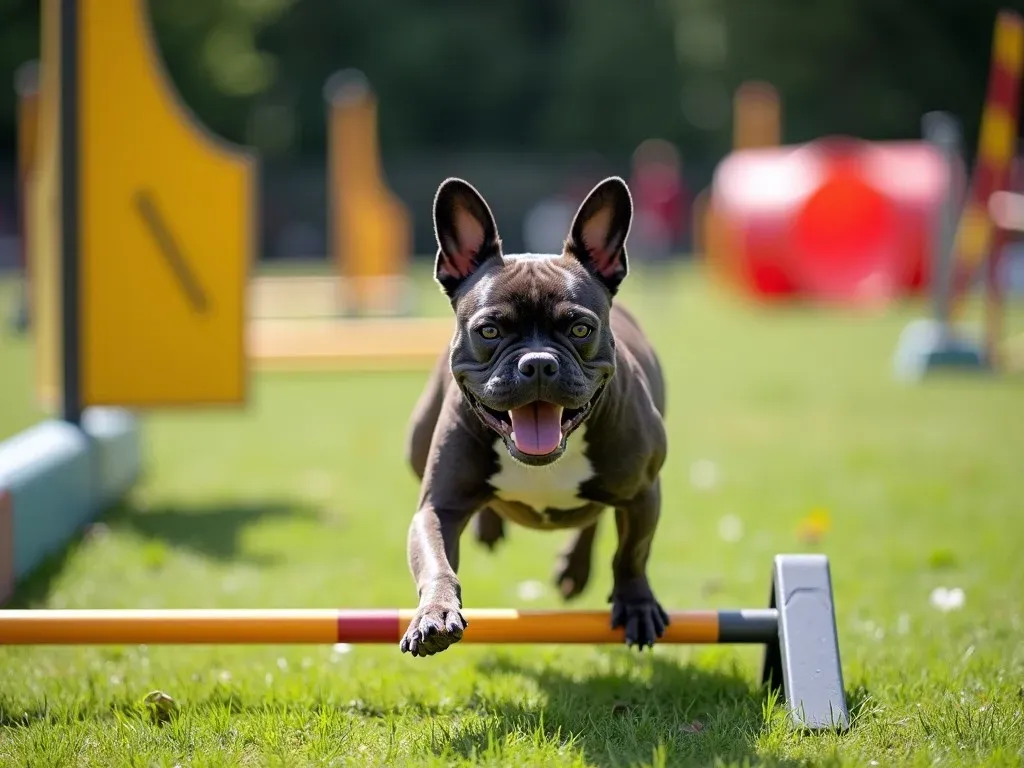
left=518, top=352, right=560, bottom=381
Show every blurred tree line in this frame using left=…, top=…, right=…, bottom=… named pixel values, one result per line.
left=0, top=0, right=1021, bottom=163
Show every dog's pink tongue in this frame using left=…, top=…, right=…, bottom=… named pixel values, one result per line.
left=509, top=402, right=564, bottom=455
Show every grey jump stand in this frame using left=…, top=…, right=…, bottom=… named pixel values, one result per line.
left=893, top=111, right=989, bottom=381
left=893, top=318, right=989, bottom=382
left=761, top=554, right=849, bottom=731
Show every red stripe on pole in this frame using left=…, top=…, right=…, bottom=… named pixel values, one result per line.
left=336, top=610, right=401, bottom=643
left=972, top=163, right=1001, bottom=206
left=989, top=64, right=1021, bottom=112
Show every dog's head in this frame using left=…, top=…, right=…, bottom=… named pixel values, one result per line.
left=433, top=176, right=633, bottom=467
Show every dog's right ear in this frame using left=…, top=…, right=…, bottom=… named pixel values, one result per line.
left=565, top=177, right=632, bottom=296
left=433, top=178, right=502, bottom=297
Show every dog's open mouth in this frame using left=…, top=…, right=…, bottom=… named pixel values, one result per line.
left=465, top=388, right=603, bottom=458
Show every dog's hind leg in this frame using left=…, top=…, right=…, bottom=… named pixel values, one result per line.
left=472, top=507, right=506, bottom=551
left=553, top=518, right=599, bottom=600
left=406, top=352, right=451, bottom=480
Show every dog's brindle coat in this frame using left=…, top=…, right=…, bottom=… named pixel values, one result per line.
left=401, top=176, right=669, bottom=657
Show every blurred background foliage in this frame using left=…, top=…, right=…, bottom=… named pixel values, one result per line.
left=0, top=0, right=1016, bottom=159
left=0, top=0, right=1019, bottom=258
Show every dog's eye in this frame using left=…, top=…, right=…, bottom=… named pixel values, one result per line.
left=570, top=324, right=592, bottom=339
left=479, top=325, right=500, bottom=340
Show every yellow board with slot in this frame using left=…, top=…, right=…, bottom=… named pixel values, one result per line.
left=78, top=0, right=255, bottom=405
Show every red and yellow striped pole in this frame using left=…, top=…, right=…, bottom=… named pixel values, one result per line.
left=950, top=10, right=1024, bottom=330
left=0, top=608, right=778, bottom=646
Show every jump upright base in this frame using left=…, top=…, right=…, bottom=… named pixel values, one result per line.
left=762, top=554, right=849, bottom=731
left=0, top=554, right=849, bottom=731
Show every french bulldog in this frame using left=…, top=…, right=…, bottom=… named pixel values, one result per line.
left=402, top=176, right=669, bottom=657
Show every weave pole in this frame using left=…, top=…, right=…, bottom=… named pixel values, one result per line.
left=0, top=608, right=777, bottom=646
left=949, top=11, right=1024, bottom=370
left=951, top=11, right=1024, bottom=301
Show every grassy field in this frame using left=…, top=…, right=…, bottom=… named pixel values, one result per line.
left=0, top=265, right=1022, bottom=767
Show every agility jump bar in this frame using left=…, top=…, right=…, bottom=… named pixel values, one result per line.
left=0, top=608, right=776, bottom=646
left=0, top=555, right=849, bottom=732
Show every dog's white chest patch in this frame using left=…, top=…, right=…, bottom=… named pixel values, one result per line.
left=490, top=426, right=594, bottom=512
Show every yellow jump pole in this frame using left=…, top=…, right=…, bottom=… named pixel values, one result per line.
left=0, top=556, right=850, bottom=733
left=0, top=608, right=776, bottom=646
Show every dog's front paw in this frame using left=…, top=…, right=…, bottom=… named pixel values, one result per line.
left=399, top=600, right=467, bottom=657
left=609, top=581, right=670, bottom=650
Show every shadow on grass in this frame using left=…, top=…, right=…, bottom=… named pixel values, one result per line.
left=434, top=650, right=853, bottom=767
left=103, top=498, right=321, bottom=564
left=0, top=655, right=874, bottom=765
left=4, top=498, right=321, bottom=609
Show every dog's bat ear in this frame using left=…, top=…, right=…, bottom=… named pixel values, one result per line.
left=565, top=176, right=633, bottom=296
left=433, top=178, right=502, bottom=297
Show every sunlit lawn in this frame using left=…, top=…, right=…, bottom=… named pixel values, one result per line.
left=1, top=265, right=1022, bottom=767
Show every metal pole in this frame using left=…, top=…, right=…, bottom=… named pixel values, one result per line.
left=59, top=0, right=81, bottom=424
left=921, top=111, right=963, bottom=331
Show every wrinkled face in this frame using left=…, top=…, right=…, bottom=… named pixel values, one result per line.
left=432, top=176, right=633, bottom=467
left=452, top=255, right=616, bottom=465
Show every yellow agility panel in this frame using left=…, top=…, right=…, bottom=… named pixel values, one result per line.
left=733, top=81, right=781, bottom=151
left=79, top=0, right=255, bottom=406
left=326, top=70, right=413, bottom=316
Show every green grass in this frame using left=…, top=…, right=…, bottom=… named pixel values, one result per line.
left=1, top=265, right=1023, bottom=767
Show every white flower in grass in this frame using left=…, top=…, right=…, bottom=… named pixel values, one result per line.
left=717, top=514, right=743, bottom=543
left=856, top=619, right=884, bottom=639
left=517, top=580, right=545, bottom=601
left=930, top=586, right=965, bottom=612
left=331, top=643, right=352, bottom=657
left=689, top=459, right=720, bottom=491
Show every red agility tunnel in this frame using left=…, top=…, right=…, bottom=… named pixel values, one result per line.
left=707, top=138, right=956, bottom=304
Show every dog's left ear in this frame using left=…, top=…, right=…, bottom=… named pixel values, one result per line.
left=565, top=176, right=633, bottom=296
